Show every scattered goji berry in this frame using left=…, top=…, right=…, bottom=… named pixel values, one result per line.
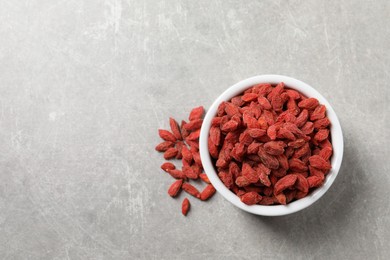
left=168, top=179, right=183, bottom=197
left=182, top=198, right=190, bottom=216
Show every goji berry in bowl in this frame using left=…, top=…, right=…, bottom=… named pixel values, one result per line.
left=199, top=75, right=343, bottom=216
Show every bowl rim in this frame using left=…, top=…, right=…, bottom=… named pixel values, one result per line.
left=199, top=75, right=344, bottom=216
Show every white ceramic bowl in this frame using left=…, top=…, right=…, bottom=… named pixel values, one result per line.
left=199, top=75, right=344, bottom=216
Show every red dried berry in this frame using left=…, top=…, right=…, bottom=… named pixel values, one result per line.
left=200, top=184, right=216, bottom=201
left=307, top=176, right=324, bottom=188
left=264, top=141, right=286, bottom=156
left=313, top=117, right=330, bottom=129
left=181, top=145, right=193, bottom=163
left=199, top=173, right=211, bottom=184
left=182, top=182, right=201, bottom=198
left=167, top=169, right=186, bottom=180
left=295, top=109, right=309, bottom=128
left=241, top=192, right=262, bottom=205
left=184, top=119, right=203, bottom=131
left=242, top=93, right=259, bottom=102
left=161, top=162, right=176, bottom=172
left=209, top=126, right=221, bottom=146
left=298, top=98, right=319, bottom=110
left=189, top=106, right=204, bottom=121
left=319, top=146, right=333, bottom=161
left=289, top=158, right=308, bottom=172
left=275, top=193, right=287, bottom=205
left=274, top=174, right=298, bottom=195
left=182, top=198, right=190, bottom=216
left=314, top=129, right=330, bottom=142
left=158, top=129, right=177, bottom=142
left=155, top=141, right=175, bottom=152
left=169, top=117, right=182, bottom=140
left=168, top=179, right=183, bottom=197
left=258, top=146, right=279, bottom=169
left=309, top=155, right=331, bottom=171
left=164, top=147, right=178, bottom=160
left=310, top=105, right=326, bottom=121
left=221, top=120, right=239, bottom=132
left=186, top=129, right=201, bottom=141
left=294, top=174, right=309, bottom=193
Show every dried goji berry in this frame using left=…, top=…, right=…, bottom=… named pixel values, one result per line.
left=242, top=92, right=258, bottom=102
left=182, top=198, right=190, bottom=216
left=295, top=109, right=309, bottom=128
left=218, top=171, right=234, bottom=189
left=289, top=158, right=308, bottom=172
left=292, top=143, right=310, bottom=159
left=287, top=98, right=300, bottom=115
left=158, top=129, right=177, bottom=142
left=164, top=147, right=178, bottom=160
left=182, top=183, right=201, bottom=198
left=209, top=126, right=221, bottom=146
left=309, top=155, right=331, bottom=171
left=175, top=141, right=184, bottom=159
left=155, top=141, right=175, bottom=152
left=319, top=146, right=333, bottom=161
left=271, top=94, right=283, bottom=111
left=258, top=96, right=272, bottom=109
left=161, top=162, right=175, bottom=172
left=200, top=184, right=216, bottom=201
left=307, top=176, right=324, bottom=188
left=298, top=98, right=319, bottom=110
left=313, top=117, right=331, bottom=129
left=236, top=176, right=251, bottom=187
left=221, top=120, right=239, bottom=132
left=309, top=166, right=325, bottom=180
left=314, top=129, right=329, bottom=142
left=288, top=139, right=306, bottom=148
left=267, top=82, right=284, bottom=100
left=274, top=174, right=298, bottom=194
left=192, top=151, right=202, bottom=166
left=231, top=96, right=244, bottom=107
left=167, top=169, right=186, bottom=180
left=169, top=117, right=182, bottom=140
left=275, top=193, right=287, bottom=205
left=189, top=106, right=204, bottom=121
left=241, top=192, right=262, bottom=205
left=211, top=117, right=223, bottom=127
left=180, top=120, right=189, bottom=138
left=182, top=166, right=197, bottom=179
left=286, top=89, right=300, bottom=100
left=258, top=171, right=271, bottom=187
left=258, top=146, right=279, bottom=169
left=264, top=141, right=286, bottom=155
left=294, top=174, right=309, bottom=193
left=183, top=119, right=203, bottom=131
left=258, top=196, right=275, bottom=205
left=247, top=142, right=261, bottom=154
left=168, top=179, right=183, bottom=197
left=301, top=121, right=314, bottom=135
left=229, top=161, right=241, bottom=179
left=224, top=102, right=240, bottom=117
left=310, top=104, right=326, bottom=121
left=267, top=124, right=280, bottom=140
left=186, top=129, right=201, bottom=141
left=199, top=173, right=211, bottom=184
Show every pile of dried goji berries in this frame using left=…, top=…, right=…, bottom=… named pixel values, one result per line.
left=208, top=83, right=333, bottom=205
left=156, top=106, right=216, bottom=216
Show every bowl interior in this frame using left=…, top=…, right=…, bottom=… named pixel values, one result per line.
left=199, top=75, right=343, bottom=216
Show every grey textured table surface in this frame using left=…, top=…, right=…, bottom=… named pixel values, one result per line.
left=0, top=0, right=389, bottom=259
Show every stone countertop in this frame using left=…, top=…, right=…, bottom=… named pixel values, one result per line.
left=0, top=0, right=389, bottom=259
